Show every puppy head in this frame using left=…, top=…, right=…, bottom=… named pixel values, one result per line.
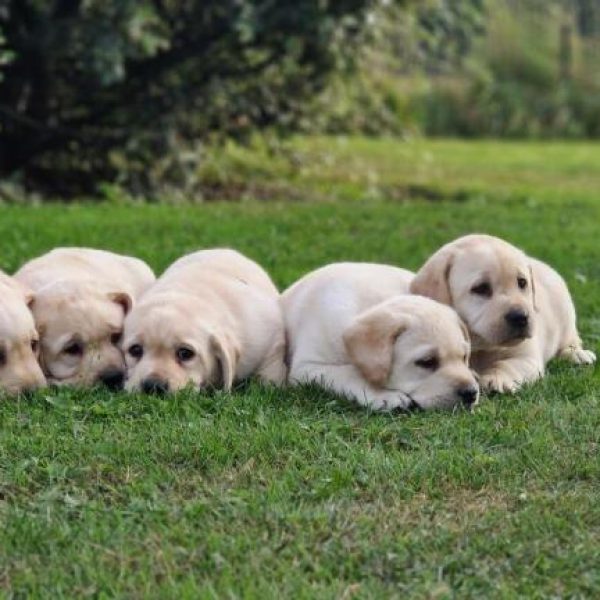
left=343, top=296, right=478, bottom=410
left=30, top=281, right=132, bottom=389
left=410, top=234, right=537, bottom=347
left=123, top=292, right=239, bottom=394
left=0, top=278, right=46, bottom=395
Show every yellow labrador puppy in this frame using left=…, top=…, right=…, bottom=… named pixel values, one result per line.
left=15, top=248, right=155, bottom=389
left=123, top=249, right=286, bottom=394
left=282, top=263, right=478, bottom=411
left=410, top=234, right=595, bottom=393
left=0, top=272, right=46, bottom=394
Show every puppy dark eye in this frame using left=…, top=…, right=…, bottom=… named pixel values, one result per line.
left=111, top=332, right=122, bottom=345
left=0, top=349, right=6, bottom=366
left=176, top=346, right=195, bottom=362
left=64, top=342, right=83, bottom=356
left=175, top=346, right=196, bottom=362
left=471, top=282, right=492, bottom=297
left=415, top=356, right=439, bottom=371
left=128, top=344, right=143, bottom=359
left=31, top=339, right=39, bottom=353
left=517, top=277, right=528, bottom=290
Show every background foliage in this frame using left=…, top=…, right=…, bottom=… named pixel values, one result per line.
left=1, top=0, right=404, bottom=196
left=314, top=0, right=600, bottom=138
left=1, top=0, right=600, bottom=198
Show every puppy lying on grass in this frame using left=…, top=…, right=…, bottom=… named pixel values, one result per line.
left=282, top=263, right=479, bottom=411
left=15, top=248, right=155, bottom=389
left=0, top=272, right=46, bottom=395
left=123, top=249, right=286, bottom=394
left=410, top=234, right=596, bottom=393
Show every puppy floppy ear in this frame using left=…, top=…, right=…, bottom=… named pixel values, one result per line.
left=458, top=317, right=471, bottom=362
left=23, top=289, right=35, bottom=308
left=108, top=292, right=133, bottom=315
left=528, top=264, right=539, bottom=312
left=16, top=282, right=35, bottom=308
left=37, top=342, right=49, bottom=376
left=210, top=331, right=240, bottom=391
left=410, top=247, right=454, bottom=305
left=343, top=306, right=409, bottom=388
left=0, top=274, right=34, bottom=307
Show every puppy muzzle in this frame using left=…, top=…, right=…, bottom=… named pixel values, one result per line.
left=97, top=367, right=125, bottom=390
left=141, top=377, right=170, bottom=395
left=504, top=308, right=531, bottom=340
left=456, top=385, right=479, bottom=408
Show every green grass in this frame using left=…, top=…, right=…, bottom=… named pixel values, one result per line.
left=2, top=137, right=600, bottom=597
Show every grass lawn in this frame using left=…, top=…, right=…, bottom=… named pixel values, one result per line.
left=2, top=137, right=600, bottom=597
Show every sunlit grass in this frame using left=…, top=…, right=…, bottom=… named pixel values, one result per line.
left=1, top=137, right=600, bottom=596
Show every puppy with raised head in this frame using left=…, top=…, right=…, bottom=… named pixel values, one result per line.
left=15, top=248, right=155, bottom=389
left=410, top=234, right=595, bottom=393
left=123, top=249, right=286, bottom=394
left=282, top=263, right=479, bottom=411
left=0, top=272, right=46, bottom=395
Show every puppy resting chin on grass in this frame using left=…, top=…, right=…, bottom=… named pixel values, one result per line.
left=0, top=273, right=46, bottom=395
left=15, top=248, right=155, bottom=389
left=410, top=234, right=595, bottom=393
left=282, top=263, right=479, bottom=411
left=123, top=249, right=286, bottom=394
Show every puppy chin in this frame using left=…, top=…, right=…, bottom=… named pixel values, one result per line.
left=498, top=327, right=533, bottom=346
left=197, top=377, right=212, bottom=391
left=124, top=378, right=141, bottom=393
left=0, top=385, right=26, bottom=396
left=409, top=393, right=458, bottom=411
left=472, top=326, right=532, bottom=349
left=176, top=379, right=204, bottom=393
left=48, top=374, right=96, bottom=388
left=47, top=376, right=72, bottom=387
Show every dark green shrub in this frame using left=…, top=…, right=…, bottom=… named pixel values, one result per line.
left=1, top=1, right=410, bottom=197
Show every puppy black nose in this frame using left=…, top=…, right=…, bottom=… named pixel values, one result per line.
left=505, top=308, right=529, bottom=330
left=457, top=385, right=479, bottom=407
left=98, top=368, right=125, bottom=390
left=141, top=377, right=169, bottom=395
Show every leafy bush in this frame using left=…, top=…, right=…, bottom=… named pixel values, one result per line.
left=3, top=0, right=600, bottom=201
left=308, top=0, right=600, bottom=140
left=1, top=0, right=410, bottom=197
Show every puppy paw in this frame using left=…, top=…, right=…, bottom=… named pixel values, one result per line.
left=370, top=391, right=413, bottom=411
left=479, top=370, right=521, bottom=394
left=560, top=346, right=596, bottom=365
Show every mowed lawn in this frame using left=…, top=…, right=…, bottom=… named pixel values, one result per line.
left=2, top=139, right=600, bottom=597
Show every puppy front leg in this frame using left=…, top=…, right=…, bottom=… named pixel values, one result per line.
left=478, top=357, right=543, bottom=394
left=558, top=340, right=596, bottom=366
left=257, top=338, right=287, bottom=386
left=290, top=362, right=412, bottom=411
